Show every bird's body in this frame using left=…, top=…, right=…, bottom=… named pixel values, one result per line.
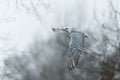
left=52, top=27, right=87, bottom=70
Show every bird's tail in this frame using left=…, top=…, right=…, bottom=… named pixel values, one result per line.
left=67, top=53, right=81, bottom=71
left=67, top=58, right=76, bottom=71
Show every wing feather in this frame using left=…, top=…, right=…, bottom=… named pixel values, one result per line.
left=67, top=31, right=86, bottom=70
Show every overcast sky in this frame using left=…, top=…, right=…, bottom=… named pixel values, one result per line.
left=0, top=0, right=110, bottom=61
left=0, top=0, right=94, bottom=51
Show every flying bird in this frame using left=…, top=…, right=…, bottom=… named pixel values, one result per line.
left=52, top=27, right=87, bottom=70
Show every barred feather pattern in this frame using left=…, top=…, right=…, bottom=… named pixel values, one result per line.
left=67, top=29, right=87, bottom=71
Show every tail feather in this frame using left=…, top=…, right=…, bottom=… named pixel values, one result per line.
left=67, top=53, right=81, bottom=71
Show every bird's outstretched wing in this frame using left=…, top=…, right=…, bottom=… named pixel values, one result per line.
left=67, top=53, right=81, bottom=70
left=52, top=27, right=87, bottom=71
left=67, top=31, right=87, bottom=71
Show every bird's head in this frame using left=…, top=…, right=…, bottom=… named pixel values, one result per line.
left=52, top=27, right=88, bottom=37
left=52, top=27, right=71, bottom=33
left=61, top=27, right=71, bottom=33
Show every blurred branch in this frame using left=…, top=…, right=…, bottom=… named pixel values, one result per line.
left=94, top=0, right=120, bottom=50
left=108, top=0, right=120, bottom=15
left=108, top=0, right=120, bottom=41
left=93, top=8, right=101, bottom=25
left=19, top=0, right=31, bottom=12
left=0, top=36, right=18, bottom=53
left=30, top=0, right=43, bottom=23
left=102, top=24, right=116, bottom=32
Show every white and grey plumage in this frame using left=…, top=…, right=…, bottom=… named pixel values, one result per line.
left=52, top=27, right=87, bottom=70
